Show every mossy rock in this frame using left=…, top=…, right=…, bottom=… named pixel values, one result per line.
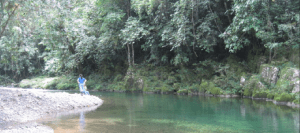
left=243, top=75, right=267, bottom=95
left=293, top=99, right=299, bottom=104
left=276, top=79, right=293, bottom=92
left=274, top=93, right=295, bottom=102
left=209, top=87, right=222, bottom=95
left=252, top=91, right=268, bottom=98
left=276, top=66, right=300, bottom=93
left=259, top=64, right=279, bottom=85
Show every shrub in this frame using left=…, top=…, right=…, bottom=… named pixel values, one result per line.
left=177, top=89, right=188, bottom=94
left=157, top=85, right=170, bottom=92
left=252, top=91, right=268, bottom=98
left=45, top=79, right=59, bottom=89
left=199, top=81, right=208, bottom=93
left=95, top=84, right=103, bottom=90
left=56, top=83, right=69, bottom=90
left=209, top=87, right=222, bottom=95
left=293, top=99, right=299, bottom=104
left=267, top=93, right=275, bottom=99
left=243, top=88, right=252, bottom=96
left=113, top=74, right=123, bottom=82
left=274, top=93, right=294, bottom=102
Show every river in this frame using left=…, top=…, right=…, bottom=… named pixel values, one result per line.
left=43, top=91, right=299, bottom=133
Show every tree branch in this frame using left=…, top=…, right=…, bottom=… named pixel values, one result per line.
left=224, top=2, right=231, bottom=23
left=0, top=4, right=19, bottom=38
left=208, top=3, right=222, bottom=33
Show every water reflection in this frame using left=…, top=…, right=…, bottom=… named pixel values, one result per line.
left=44, top=92, right=300, bottom=133
left=79, top=111, right=86, bottom=132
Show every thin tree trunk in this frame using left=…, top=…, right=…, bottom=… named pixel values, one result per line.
left=127, top=0, right=131, bottom=18
left=127, top=44, right=131, bottom=67
left=195, top=0, right=199, bottom=21
left=269, top=48, right=272, bottom=63
left=131, top=43, right=134, bottom=67
left=192, top=0, right=198, bottom=57
left=224, top=1, right=231, bottom=23
left=208, top=3, right=222, bottom=33
left=0, top=4, right=19, bottom=38
left=272, top=48, right=277, bottom=60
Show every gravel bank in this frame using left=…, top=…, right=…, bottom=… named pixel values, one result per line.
left=0, top=87, right=103, bottom=132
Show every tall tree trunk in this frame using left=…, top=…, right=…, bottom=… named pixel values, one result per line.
left=224, top=1, right=231, bottom=23
left=195, top=0, right=198, bottom=21
left=131, top=43, right=134, bottom=67
left=208, top=3, right=222, bottom=33
left=127, top=44, right=131, bottom=67
left=269, top=48, right=272, bottom=63
left=192, top=0, right=198, bottom=57
left=127, top=0, right=131, bottom=18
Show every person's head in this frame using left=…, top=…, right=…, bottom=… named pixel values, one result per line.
left=79, top=74, right=83, bottom=78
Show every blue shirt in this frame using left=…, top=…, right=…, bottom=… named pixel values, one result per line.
left=78, top=78, right=86, bottom=84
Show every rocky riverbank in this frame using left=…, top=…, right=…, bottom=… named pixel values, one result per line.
left=0, top=87, right=103, bottom=133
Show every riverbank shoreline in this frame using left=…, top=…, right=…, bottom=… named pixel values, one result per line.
left=0, top=87, right=103, bottom=133
left=97, top=89, right=300, bottom=108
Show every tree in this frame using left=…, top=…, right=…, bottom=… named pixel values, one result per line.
left=220, top=0, right=299, bottom=62
left=120, top=17, right=149, bottom=67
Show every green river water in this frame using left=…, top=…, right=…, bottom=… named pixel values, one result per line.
left=44, top=92, right=299, bottom=133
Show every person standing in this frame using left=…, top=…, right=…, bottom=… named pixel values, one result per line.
left=77, top=74, right=87, bottom=96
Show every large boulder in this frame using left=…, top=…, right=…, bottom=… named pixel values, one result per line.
left=124, top=68, right=145, bottom=90
left=276, top=67, right=300, bottom=93
left=260, top=64, right=279, bottom=85
left=243, top=75, right=267, bottom=97
left=240, top=76, right=246, bottom=86
left=134, top=77, right=144, bottom=90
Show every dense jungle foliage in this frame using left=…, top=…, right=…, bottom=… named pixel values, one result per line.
left=0, top=0, right=299, bottom=100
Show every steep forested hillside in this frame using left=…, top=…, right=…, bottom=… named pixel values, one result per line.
left=0, top=0, right=299, bottom=101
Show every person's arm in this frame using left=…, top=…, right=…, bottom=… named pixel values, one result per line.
left=84, top=79, right=87, bottom=85
left=77, top=78, right=79, bottom=84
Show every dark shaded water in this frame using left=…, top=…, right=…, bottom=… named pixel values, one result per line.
left=44, top=92, right=299, bottom=133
